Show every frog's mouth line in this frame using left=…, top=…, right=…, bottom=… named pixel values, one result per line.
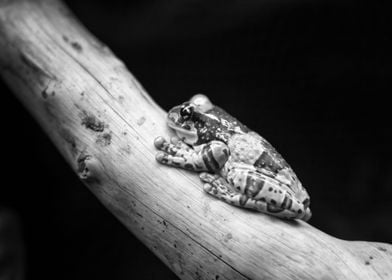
left=167, top=112, right=198, bottom=138
left=168, top=122, right=197, bottom=136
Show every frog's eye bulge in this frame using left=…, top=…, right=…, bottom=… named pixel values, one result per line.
left=190, top=94, right=214, bottom=112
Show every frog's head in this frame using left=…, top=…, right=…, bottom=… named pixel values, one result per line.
left=167, top=94, right=229, bottom=145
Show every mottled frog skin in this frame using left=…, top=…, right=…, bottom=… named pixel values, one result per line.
left=154, top=94, right=311, bottom=221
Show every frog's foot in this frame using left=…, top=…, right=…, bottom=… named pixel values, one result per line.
left=200, top=172, right=243, bottom=205
left=154, top=136, right=205, bottom=171
left=154, top=136, right=191, bottom=155
left=199, top=172, right=222, bottom=184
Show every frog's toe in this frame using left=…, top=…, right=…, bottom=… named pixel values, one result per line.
left=155, top=151, right=168, bottom=163
left=200, top=172, right=220, bottom=183
left=170, top=136, right=180, bottom=144
left=203, top=183, right=215, bottom=194
left=154, top=136, right=168, bottom=149
left=156, top=152, right=186, bottom=167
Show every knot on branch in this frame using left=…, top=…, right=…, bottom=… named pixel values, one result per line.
left=76, top=153, right=100, bottom=184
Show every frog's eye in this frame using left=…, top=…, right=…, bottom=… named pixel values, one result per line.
left=180, top=105, right=194, bottom=120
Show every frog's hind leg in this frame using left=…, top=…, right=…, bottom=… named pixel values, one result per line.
left=200, top=172, right=252, bottom=207
left=201, top=171, right=311, bottom=221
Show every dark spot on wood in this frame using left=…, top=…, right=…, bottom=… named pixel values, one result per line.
left=80, top=91, right=84, bottom=96
left=81, top=111, right=105, bottom=132
left=141, top=227, right=144, bottom=231
left=59, top=128, right=78, bottom=156
left=215, top=275, right=220, bottom=280
left=71, top=41, right=82, bottom=52
left=137, top=116, right=146, bottom=126
left=224, top=233, right=233, bottom=242
left=63, top=35, right=83, bottom=52
left=76, top=154, right=101, bottom=184
left=77, top=153, right=91, bottom=179
left=268, top=187, right=273, bottom=191
left=378, top=247, right=387, bottom=252
left=369, top=256, right=373, bottom=260
left=174, top=244, right=177, bottom=248
left=365, top=261, right=370, bottom=265
left=163, top=220, right=167, bottom=227
left=20, top=53, right=42, bottom=74
left=96, top=132, right=112, bottom=146
left=19, top=52, right=55, bottom=84
left=121, top=145, right=131, bottom=155
left=136, top=212, right=143, bottom=218
left=41, top=84, right=56, bottom=99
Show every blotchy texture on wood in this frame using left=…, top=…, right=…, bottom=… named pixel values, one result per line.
left=0, top=0, right=391, bottom=279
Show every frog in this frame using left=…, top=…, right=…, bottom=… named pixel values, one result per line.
left=154, top=94, right=311, bottom=221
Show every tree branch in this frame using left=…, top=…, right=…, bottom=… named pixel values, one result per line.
left=0, top=0, right=391, bottom=279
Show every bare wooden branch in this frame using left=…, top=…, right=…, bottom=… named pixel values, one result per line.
left=0, top=0, right=391, bottom=279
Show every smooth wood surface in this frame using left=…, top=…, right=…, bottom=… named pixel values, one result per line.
left=0, top=0, right=391, bottom=279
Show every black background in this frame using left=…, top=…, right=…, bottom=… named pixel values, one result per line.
left=1, top=0, right=391, bottom=279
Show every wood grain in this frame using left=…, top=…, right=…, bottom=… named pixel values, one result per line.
left=0, top=0, right=391, bottom=279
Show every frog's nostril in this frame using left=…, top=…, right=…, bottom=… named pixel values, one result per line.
left=303, top=198, right=310, bottom=209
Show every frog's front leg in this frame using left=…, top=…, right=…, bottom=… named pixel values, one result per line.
left=154, top=136, right=230, bottom=172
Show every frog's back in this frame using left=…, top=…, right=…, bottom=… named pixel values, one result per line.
left=227, top=131, right=308, bottom=202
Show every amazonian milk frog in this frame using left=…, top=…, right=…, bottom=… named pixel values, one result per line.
left=154, top=94, right=311, bottom=221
